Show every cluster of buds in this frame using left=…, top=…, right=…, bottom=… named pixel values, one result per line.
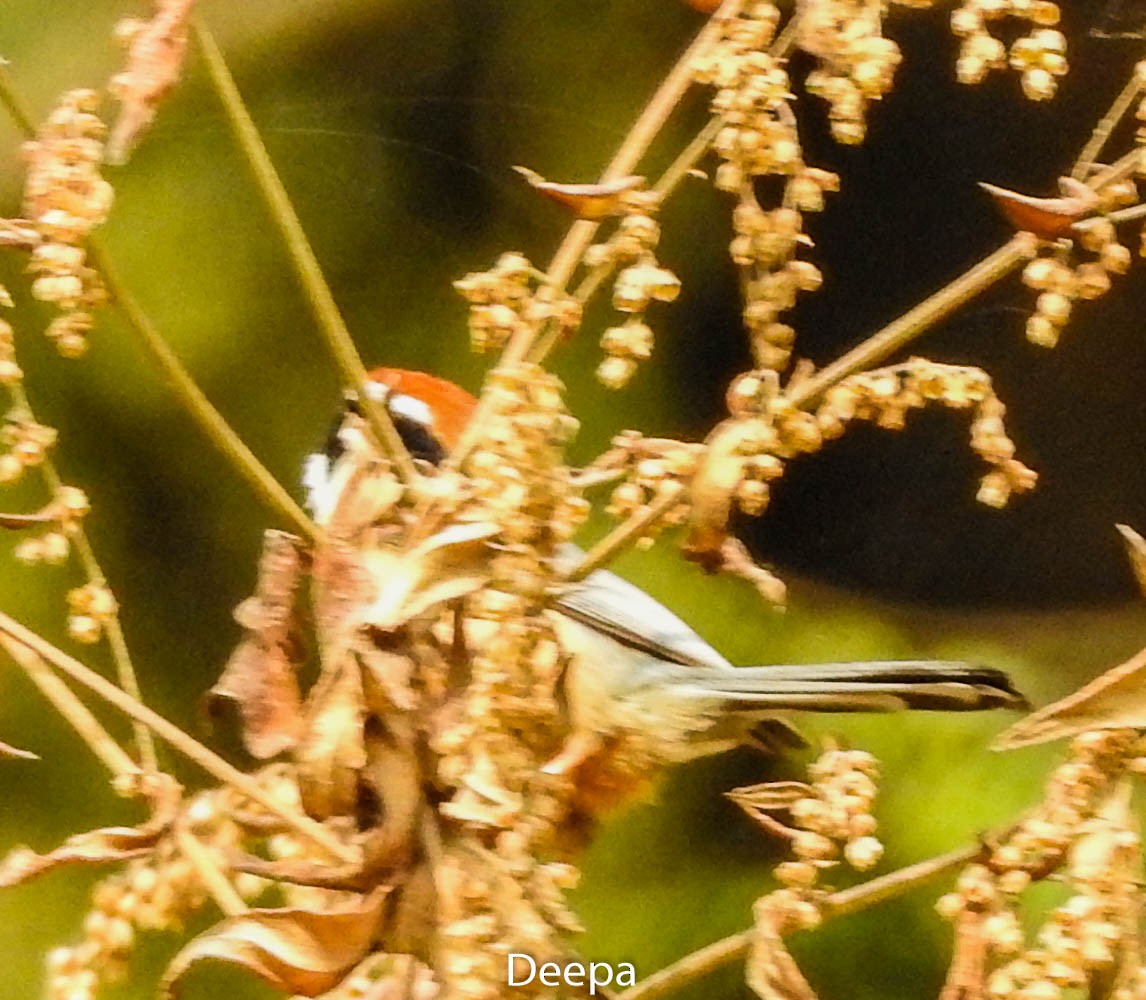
left=733, top=168, right=835, bottom=373
left=950, top=1, right=1066, bottom=99
left=22, top=90, right=112, bottom=357
left=12, top=486, right=91, bottom=566
left=0, top=415, right=57, bottom=485
left=45, top=793, right=260, bottom=1000
left=937, top=730, right=1143, bottom=1000
left=694, top=4, right=799, bottom=190
left=737, top=209, right=828, bottom=371
left=1022, top=218, right=1134, bottom=349
left=601, top=433, right=699, bottom=544
left=454, top=253, right=580, bottom=355
left=432, top=377, right=589, bottom=1000
left=801, top=2, right=903, bottom=144
left=0, top=314, right=22, bottom=388
left=462, top=364, right=584, bottom=554
left=107, top=0, right=195, bottom=165
left=786, top=747, right=884, bottom=882
left=436, top=842, right=580, bottom=1000
left=732, top=746, right=882, bottom=918
left=584, top=194, right=680, bottom=388
left=734, top=746, right=882, bottom=1000
left=816, top=360, right=1037, bottom=508
left=65, top=583, right=119, bottom=644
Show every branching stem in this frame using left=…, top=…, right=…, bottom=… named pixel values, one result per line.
left=617, top=843, right=980, bottom=1000
left=0, top=610, right=357, bottom=863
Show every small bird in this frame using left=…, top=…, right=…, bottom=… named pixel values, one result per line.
left=304, top=368, right=1025, bottom=810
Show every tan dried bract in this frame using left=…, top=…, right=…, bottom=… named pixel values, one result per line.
left=208, top=530, right=306, bottom=759
left=514, top=167, right=647, bottom=221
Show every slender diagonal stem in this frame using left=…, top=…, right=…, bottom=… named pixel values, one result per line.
left=563, top=483, right=685, bottom=583
left=617, top=843, right=980, bottom=1000
left=786, top=236, right=1031, bottom=409
left=447, top=0, right=744, bottom=473
left=175, top=819, right=248, bottom=916
left=191, top=18, right=418, bottom=486
left=6, top=376, right=159, bottom=771
left=0, top=634, right=137, bottom=778
left=0, top=65, right=316, bottom=541
left=0, top=610, right=357, bottom=863
left=1071, top=64, right=1146, bottom=181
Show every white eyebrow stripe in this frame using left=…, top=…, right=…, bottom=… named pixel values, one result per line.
left=388, top=391, right=433, bottom=428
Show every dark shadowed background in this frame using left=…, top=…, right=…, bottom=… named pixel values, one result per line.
left=1, top=2, right=1146, bottom=998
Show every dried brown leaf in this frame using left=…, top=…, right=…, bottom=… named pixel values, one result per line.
left=161, top=889, right=387, bottom=998
left=107, top=0, right=196, bottom=164
left=683, top=419, right=758, bottom=569
left=361, top=521, right=498, bottom=632
left=295, top=661, right=367, bottom=819
left=938, top=910, right=988, bottom=1000
left=0, top=773, right=179, bottom=887
left=1116, top=523, right=1146, bottom=599
left=978, top=178, right=1097, bottom=240
left=514, top=166, right=646, bottom=220
left=209, top=638, right=303, bottom=759
left=993, top=644, right=1146, bottom=749
left=211, top=531, right=305, bottom=758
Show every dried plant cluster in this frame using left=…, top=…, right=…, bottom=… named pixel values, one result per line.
left=0, top=3, right=1145, bottom=1000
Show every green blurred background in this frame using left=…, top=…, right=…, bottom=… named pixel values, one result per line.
left=1, top=2, right=1146, bottom=998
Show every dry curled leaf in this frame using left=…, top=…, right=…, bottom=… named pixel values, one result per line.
left=1116, top=523, right=1146, bottom=599
left=937, top=910, right=989, bottom=1000
left=162, top=889, right=387, bottom=998
left=295, top=660, right=367, bottom=820
left=209, top=530, right=305, bottom=758
left=979, top=177, right=1098, bottom=240
left=514, top=166, right=646, bottom=221
left=683, top=418, right=760, bottom=569
left=994, top=644, right=1146, bottom=750
left=0, top=773, right=179, bottom=887
left=361, top=521, right=499, bottom=632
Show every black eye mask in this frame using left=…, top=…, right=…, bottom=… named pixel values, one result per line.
left=321, top=390, right=448, bottom=468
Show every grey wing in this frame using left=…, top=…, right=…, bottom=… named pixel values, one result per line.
left=551, top=565, right=733, bottom=672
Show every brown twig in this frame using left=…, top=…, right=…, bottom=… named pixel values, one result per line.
left=0, top=610, right=357, bottom=863
left=617, top=843, right=981, bottom=1000
left=191, top=18, right=418, bottom=486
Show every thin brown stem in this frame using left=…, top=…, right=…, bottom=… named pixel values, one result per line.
left=0, top=610, right=357, bottom=863
left=562, top=483, right=684, bottom=582
left=617, top=843, right=980, bottom=1000
left=175, top=819, right=248, bottom=916
left=191, top=18, right=418, bottom=486
left=0, top=65, right=316, bottom=542
left=6, top=377, right=159, bottom=771
left=1071, top=65, right=1146, bottom=181
left=0, top=634, right=137, bottom=778
left=449, top=0, right=743, bottom=473
left=786, top=236, right=1031, bottom=409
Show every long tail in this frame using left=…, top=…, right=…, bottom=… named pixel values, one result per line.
left=673, top=660, right=1027, bottom=713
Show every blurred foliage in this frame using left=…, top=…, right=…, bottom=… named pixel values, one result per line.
left=1, top=2, right=1146, bottom=999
